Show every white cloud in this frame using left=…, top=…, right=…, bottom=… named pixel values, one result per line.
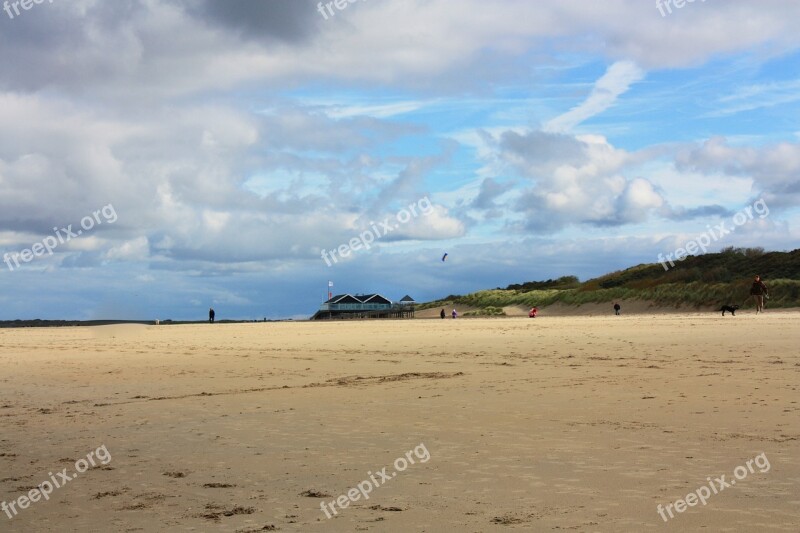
left=323, top=100, right=428, bottom=119
left=1, top=0, right=799, bottom=319
left=393, top=204, right=466, bottom=241
left=105, top=237, right=150, bottom=261
left=544, top=61, right=645, bottom=132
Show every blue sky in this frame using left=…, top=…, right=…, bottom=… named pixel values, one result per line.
left=0, top=0, right=799, bottom=320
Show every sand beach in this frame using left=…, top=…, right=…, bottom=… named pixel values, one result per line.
left=1, top=312, right=799, bottom=532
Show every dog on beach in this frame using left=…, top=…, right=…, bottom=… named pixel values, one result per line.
left=720, top=304, right=740, bottom=316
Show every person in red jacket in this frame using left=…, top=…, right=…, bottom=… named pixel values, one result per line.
left=529, top=307, right=538, bottom=318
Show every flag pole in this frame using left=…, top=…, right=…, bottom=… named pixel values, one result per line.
left=327, top=280, right=333, bottom=319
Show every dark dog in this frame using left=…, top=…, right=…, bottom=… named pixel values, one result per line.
left=720, top=304, right=740, bottom=316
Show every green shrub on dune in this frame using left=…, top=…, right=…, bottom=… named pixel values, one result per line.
left=419, top=248, right=800, bottom=311
left=463, top=306, right=506, bottom=317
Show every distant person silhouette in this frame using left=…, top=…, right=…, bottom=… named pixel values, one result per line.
left=528, top=307, right=538, bottom=318
left=750, top=275, right=768, bottom=314
left=614, top=303, right=621, bottom=316
left=452, top=309, right=458, bottom=319
left=209, top=307, right=215, bottom=323
left=440, top=308, right=446, bottom=319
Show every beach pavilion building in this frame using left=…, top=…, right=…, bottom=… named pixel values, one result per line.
left=311, top=293, right=415, bottom=320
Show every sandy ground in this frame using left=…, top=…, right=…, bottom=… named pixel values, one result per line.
left=0, top=313, right=798, bottom=532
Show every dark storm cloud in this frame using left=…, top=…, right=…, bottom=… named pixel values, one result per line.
left=0, top=1, right=143, bottom=91
left=0, top=0, right=319, bottom=94
left=179, top=0, right=320, bottom=44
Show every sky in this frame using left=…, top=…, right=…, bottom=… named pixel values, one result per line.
left=1, top=0, right=799, bottom=320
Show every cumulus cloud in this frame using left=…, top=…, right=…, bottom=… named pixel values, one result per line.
left=0, top=0, right=798, bottom=318
left=498, top=130, right=591, bottom=175
left=390, top=203, right=466, bottom=241
left=615, top=177, right=665, bottom=223
left=470, top=178, right=516, bottom=218
left=677, top=136, right=800, bottom=207
left=105, top=237, right=150, bottom=261
left=483, top=129, right=671, bottom=229
left=3, top=0, right=800, bottom=97
left=472, top=128, right=774, bottom=231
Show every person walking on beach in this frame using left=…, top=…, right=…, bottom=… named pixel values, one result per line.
left=750, top=275, right=768, bottom=314
left=440, top=308, right=446, bottom=319
left=613, top=303, right=621, bottom=316
left=209, top=307, right=215, bottom=323
left=452, top=308, right=457, bottom=319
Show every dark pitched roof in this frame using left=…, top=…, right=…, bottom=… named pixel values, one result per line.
left=325, top=293, right=396, bottom=305
left=399, top=295, right=416, bottom=302
left=325, top=294, right=362, bottom=304
left=358, top=294, right=392, bottom=305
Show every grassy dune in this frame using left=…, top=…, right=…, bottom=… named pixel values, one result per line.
left=421, top=248, right=800, bottom=313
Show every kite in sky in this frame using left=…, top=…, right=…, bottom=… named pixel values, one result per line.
left=442, top=253, right=448, bottom=262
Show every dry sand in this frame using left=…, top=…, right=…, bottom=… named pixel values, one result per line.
left=1, top=313, right=798, bottom=532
